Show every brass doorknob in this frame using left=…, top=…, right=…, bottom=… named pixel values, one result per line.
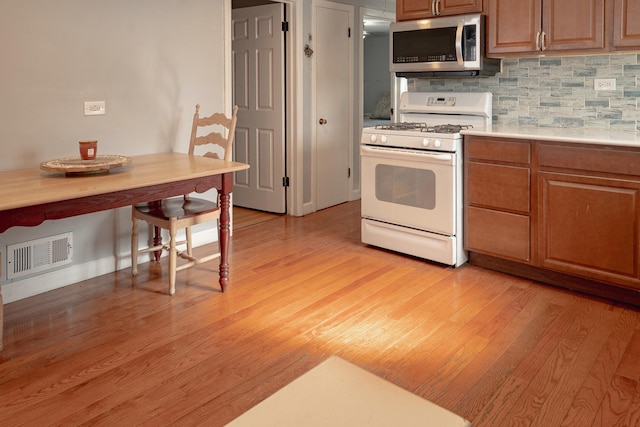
left=319, top=118, right=327, bottom=125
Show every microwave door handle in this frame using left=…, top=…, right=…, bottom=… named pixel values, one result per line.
left=455, top=21, right=464, bottom=65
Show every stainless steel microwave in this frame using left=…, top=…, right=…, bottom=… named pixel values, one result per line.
left=390, top=14, right=500, bottom=77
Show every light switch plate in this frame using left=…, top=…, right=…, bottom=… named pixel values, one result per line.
left=84, top=101, right=106, bottom=116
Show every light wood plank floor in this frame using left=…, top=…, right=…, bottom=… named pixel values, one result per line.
left=1, top=201, right=640, bottom=426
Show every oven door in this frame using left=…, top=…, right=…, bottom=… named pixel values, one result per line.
left=360, top=145, right=456, bottom=236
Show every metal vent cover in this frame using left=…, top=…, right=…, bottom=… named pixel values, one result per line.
left=7, top=232, right=73, bottom=279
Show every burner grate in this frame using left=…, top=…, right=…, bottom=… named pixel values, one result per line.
left=423, top=124, right=474, bottom=134
left=375, top=122, right=428, bottom=131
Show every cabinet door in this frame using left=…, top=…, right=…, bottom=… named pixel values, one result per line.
left=613, top=0, right=640, bottom=49
left=488, top=0, right=604, bottom=55
left=543, top=0, right=605, bottom=51
left=438, top=0, right=483, bottom=16
left=487, top=0, right=541, bottom=55
left=539, top=172, right=640, bottom=289
left=397, top=0, right=482, bottom=20
left=397, top=0, right=434, bottom=21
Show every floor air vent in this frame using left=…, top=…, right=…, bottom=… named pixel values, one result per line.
left=7, top=232, right=73, bottom=279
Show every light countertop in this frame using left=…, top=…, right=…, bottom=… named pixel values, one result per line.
left=462, top=125, right=640, bottom=148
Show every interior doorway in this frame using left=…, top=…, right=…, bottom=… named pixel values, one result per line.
left=360, top=8, right=395, bottom=130
left=313, top=1, right=354, bottom=211
left=231, top=1, right=287, bottom=214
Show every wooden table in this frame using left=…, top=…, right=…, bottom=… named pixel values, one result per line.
left=0, top=152, right=249, bottom=353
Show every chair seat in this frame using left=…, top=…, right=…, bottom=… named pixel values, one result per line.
left=134, top=197, right=219, bottom=220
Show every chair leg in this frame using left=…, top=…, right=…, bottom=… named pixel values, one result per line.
left=131, top=211, right=138, bottom=276
left=186, top=226, right=193, bottom=256
left=168, top=218, right=177, bottom=296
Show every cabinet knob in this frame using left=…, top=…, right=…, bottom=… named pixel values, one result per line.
left=319, top=118, right=327, bottom=125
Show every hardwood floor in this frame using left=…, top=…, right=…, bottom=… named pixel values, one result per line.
left=232, top=206, right=283, bottom=230
left=1, top=201, right=640, bottom=426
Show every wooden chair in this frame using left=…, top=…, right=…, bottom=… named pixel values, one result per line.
left=131, top=104, right=239, bottom=295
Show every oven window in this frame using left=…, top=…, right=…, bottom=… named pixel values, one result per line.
left=375, top=164, right=436, bottom=209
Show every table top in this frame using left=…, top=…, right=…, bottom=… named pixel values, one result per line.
left=0, top=152, right=249, bottom=212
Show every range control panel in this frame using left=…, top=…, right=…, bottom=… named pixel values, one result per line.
left=426, top=96, right=456, bottom=107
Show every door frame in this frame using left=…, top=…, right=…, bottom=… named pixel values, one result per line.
left=310, top=0, right=355, bottom=214
left=225, top=0, right=304, bottom=216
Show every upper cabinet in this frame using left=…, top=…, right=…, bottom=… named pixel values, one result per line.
left=487, top=0, right=605, bottom=56
left=613, top=0, right=640, bottom=49
left=397, top=0, right=483, bottom=21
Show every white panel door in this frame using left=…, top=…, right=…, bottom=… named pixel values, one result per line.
left=232, top=3, right=286, bottom=213
left=314, top=1, right=352, bottom=211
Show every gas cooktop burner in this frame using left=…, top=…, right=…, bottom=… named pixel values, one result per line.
left=375, top=122, right=428, bottom=131
left=423, top=124, right=474, bottom=134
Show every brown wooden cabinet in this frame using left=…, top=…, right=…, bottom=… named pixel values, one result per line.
left=613, top=0, right=640, bottom=49
left=397, top=0, right=482, bottom=21
left=488, top=0, right=605, bottom=55
left=465, top=136, right=640, bottom=305
left=539, top=172, right=640, bottom=288
left=538, top=143, right=640, bottom=290
left=464, top=137, right=532, bottom=262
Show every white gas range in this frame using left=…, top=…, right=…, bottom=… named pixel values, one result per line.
left=360, top=91, right=492, bottom=266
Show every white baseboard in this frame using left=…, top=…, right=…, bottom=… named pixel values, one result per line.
left=1, top=228, right=218, bottom=304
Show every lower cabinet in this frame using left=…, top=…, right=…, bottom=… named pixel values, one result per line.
left=465, top=136, right=640, bottom=304
left=465, top=137, right=532, bottom=262
left=539, top=171, right=640, bottom=288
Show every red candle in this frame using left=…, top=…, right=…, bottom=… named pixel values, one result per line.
left=79, top=140, right=98, bottom=160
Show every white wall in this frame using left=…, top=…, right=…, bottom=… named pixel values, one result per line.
left=0, top=0, right=227, bottom=302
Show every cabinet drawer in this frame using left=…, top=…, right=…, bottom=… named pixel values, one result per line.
left=466, top=206, right=530, bottom=261
left=467, top=162, right=530, bottom=212
left=539, top=144, right=640, bottom=177
left=466, top=138, right=531, bottom=164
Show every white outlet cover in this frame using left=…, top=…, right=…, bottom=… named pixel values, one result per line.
left=84, top=101, right=106, bottom=116
left=594, top=79, right=616, bottom=91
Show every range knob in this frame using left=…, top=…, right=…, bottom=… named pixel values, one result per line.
left=433, top=139, right=442, bottom=148
left=369, top=134, right=377, bottom=143
left=422, top=138, right=430, bottom=147
left=380, top=135, right=388, bottom=143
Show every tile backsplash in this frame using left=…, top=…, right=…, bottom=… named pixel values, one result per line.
left=409, top=53, right=640, bottom=132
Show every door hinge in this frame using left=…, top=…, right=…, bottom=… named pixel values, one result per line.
left=282, top=21, right=289, bottom=32
left=348, top=27, right=351, bottom=38
left=348, top=168, right=351, bottom=178
left=283, top=176, right=290, bottom=187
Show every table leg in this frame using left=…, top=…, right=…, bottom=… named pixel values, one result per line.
left=218, top=173, right=232, bottom=292
left=0, top=287, right=3, bottom=353
left=153, top=225, right=162, bottom=261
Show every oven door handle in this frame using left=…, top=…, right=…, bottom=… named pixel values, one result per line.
left=361, top=146, right=454, bottom=165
